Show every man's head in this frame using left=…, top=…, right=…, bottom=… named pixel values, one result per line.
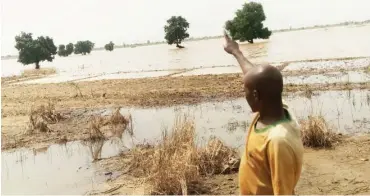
left=243, top=65, right=284, bottom=112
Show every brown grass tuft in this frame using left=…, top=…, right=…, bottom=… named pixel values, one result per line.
left=126, top=114, right=238, bottom=195
left=109, top=108, right=133, bottom=137
left=26, top=102, right=63, bottom=134
left=87, top=108, right=133, bottom=141
left=300, top=115, right=338, bottom=148
left=88, top=116, right=105, bottom=141
left=198, top=137, right=240, bottom=175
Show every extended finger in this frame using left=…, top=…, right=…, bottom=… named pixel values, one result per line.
left=223, top=30, right=231, bottom=41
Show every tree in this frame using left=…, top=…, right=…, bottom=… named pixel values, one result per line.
left=74, top=41, right=94, bottom=55
left=58, top=43, right=74, bottom=57
left=164, top=16, right=190, bottom=48
left=104, top=41, right=114, bottom=51
left=66, top=43, right=74, bottom=56
left=15, top=32, right=57, bottom=69
left=58, top=44, right=68, bottom=57
left=225, top=2, right=272, bottom=44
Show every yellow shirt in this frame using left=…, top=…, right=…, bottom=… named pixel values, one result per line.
left=239, top=103, right=304, bottom=195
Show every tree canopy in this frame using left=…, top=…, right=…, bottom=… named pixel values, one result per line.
left=225, top=2, right=271, bottom=43
left=58, top=44, right=67, bottom=57
left=164, top=16, right=190, bottom=48
left=66, top=43, right=74, bottom=55
left=14, top=32, right=57, bottom=69
left=58, top=43, right=74, bottom=57
left=104, top=41, right=114, bottom=51
left=74, top=41, right=94, bottom=55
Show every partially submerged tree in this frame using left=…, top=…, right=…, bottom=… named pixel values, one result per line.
left=66, top=43, right=74, bottom=56
left=164, top=16, right=190, bottom=48
left=74, top=40, right=94, bottom=55
left=58, top=44, right=67, bottom=57
left=58, top=43, right=74, bottom=57
left=225, top=2, right=272, bottom=44
left=104, top=41, right=114, bottom=51
left=15, top=32, right=57, bottom=69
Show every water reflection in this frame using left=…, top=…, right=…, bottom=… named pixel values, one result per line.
left=1, top=133, right=131, bottom=195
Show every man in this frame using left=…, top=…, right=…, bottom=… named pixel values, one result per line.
left=223, top=31, right=304, bottom=195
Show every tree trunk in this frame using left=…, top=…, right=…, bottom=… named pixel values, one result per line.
left=247, top=39, right=254, bottom=44
left=176, top=44, right=184, bottom=48
left=35, top=61, right=40, bottom=69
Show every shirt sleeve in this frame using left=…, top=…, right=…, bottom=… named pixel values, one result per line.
left=267, top=137, right=297, bottom=195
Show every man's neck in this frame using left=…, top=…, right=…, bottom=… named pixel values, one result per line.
left=258, top=103, right=285, bottom=125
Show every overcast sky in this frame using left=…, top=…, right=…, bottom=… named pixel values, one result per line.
left=1, top=0, right=370, bottom=55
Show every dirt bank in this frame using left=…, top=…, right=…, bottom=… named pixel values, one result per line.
left=2, top=72, right=369, bottom=117
left=91, top=135, right=370, bottom=195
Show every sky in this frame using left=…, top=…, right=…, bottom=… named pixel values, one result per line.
left=1, top=0, right=370, bottom=55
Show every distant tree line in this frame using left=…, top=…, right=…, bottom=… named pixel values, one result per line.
left=14, top=2, right=272, bottom=69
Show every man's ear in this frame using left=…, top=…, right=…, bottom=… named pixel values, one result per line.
left=253, top=90, right=259, bottom=101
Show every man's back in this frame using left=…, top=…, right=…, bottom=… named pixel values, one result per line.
left=239, top=104, right=304, bottom=195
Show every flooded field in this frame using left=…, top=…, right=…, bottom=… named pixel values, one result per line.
left=9, top=57, right=370, bottom=85
left=2, top=24, right=370, bottom=80
left=2, top=89, right=369, bottom=194
left=1, top=139, right=128, bottom=195
left=2, top=23, right=370, bottom=195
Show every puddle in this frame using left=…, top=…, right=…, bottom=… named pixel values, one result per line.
left=284, top=71, right=370, bottom=84
left=1, top=136, right=134, bottom=195
left=284, top=58, right=370, bottom=71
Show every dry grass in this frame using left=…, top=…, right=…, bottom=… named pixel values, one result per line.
left=87, top=108, right=133, bottom=141
left=300, top=115, right=339, bottom=148
left=198, top=137, right=240, bottom=176
left=88, top=116, right=106, bottom=141
left=126, top=114, right=238, bottom=195
left=25, top=102, right=63, bottom=134
left=21, top=68, right=56, bottom=77
left=109, top=108, right=133, bottom=136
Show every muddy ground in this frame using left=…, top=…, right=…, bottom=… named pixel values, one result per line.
left=1, top=63, right=370, bottom=194
left=91, top=135, right=370, bottom=195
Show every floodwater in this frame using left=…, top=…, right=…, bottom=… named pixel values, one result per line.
left=1, top=137, right=133, bottom=195
left=284, top=71, right=370, bottom=84
left=2, top=89, right=369, bottom=194
left=2, top=24, right=370, bottom=80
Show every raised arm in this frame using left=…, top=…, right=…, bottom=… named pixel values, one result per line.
left=223, top=31, right=255, bottom=75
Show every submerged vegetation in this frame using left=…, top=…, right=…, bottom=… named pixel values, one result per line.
left=124, top=114, right=239, bottom=194
left=26, top=102, right=63, bottom=134
left=300, top=115, right=339, bottom=148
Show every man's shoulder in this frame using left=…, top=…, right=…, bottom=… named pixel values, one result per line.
left=267, top=119, right=301, bottom=145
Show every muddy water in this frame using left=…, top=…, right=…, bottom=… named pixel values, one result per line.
left=284, top=71, right=370, bottom=84
left=117, top=90, right=370, bottom=147
left=2, top=24, right=370, bottom=78
left=2, top=90, right=369, bottom=194
left=1, top=138, right=133, bottom=195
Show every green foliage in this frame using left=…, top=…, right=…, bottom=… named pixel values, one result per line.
left=15, top=32, right=57, bottom=69
left=74, top=40, right=94, bottom=55
left=164, top=16, right=190, bottom=48
left=66, top=43, right=74, bottom=56
left=225, top=2, right=272, bottom=43
left=58, top=43, right=74, bottom=57
left=58, top=44, right=68, bottom=57
left=104, top=41, right=114, bottom=51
